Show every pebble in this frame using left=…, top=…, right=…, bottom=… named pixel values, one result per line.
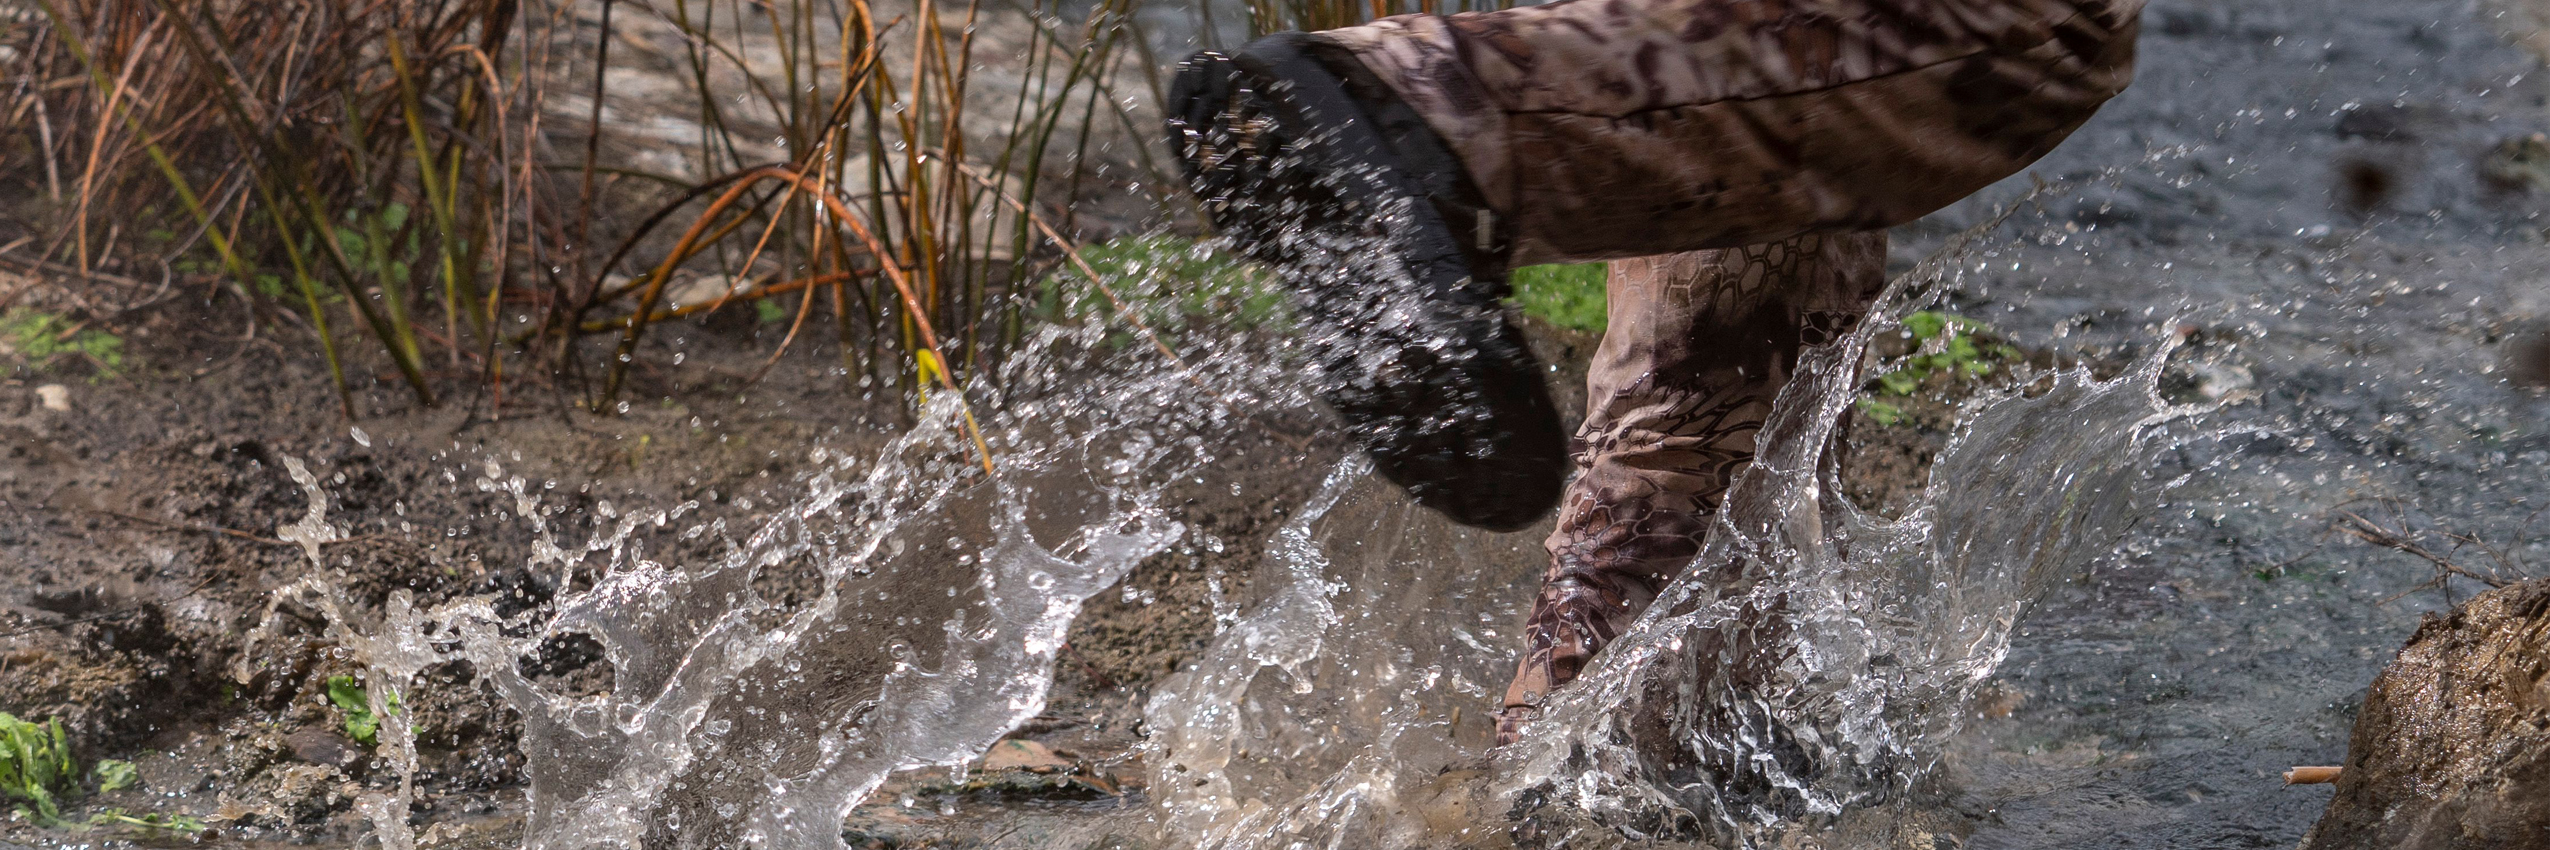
left=2508, top=324, right=2550, bottom=388
left=35, top=383, right=69, bottom=411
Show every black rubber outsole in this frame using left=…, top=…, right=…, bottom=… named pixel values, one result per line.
left=1168, top=34, right=1566, bottom=533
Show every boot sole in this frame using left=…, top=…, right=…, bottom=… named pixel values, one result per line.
left=1169, top=34, right=1565, bottom=532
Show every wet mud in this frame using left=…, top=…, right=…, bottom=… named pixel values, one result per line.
left=0, top=296, right=1962, bottom=848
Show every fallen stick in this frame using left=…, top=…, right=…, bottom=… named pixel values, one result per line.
left=2285, top=766, right=2343, bottom=785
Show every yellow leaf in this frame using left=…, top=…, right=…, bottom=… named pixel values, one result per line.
left=915, top=349, right=945, bottom=400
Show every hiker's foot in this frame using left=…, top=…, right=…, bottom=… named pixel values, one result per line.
left=1493, top=704, right=1538, bottom=746
left=1166, top=34, right=1566, bottom=533
left=1497, top=575, right=1654, bottom=745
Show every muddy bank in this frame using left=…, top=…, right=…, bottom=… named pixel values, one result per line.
left=0, top=308, right=896, bottom=842
left=0, top=279, right=1986, bottom=847
left=0, top=282, right=1320, bottom=844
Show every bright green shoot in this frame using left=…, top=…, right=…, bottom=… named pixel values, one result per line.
left=90, top=760, right=137, bottom=794
left=1508, top=263, right=1608, bottom=334
left=327, top=675, right=400, bottom=746
left=88, top=808, right=205, bottom=833
left=1853, top=311, right=2025, bottom=426
left=0, top=713, right=74, bottom=824
left=3, top=310, right=127, bottom=379
left=1866, top=311, right=2022, bottom=396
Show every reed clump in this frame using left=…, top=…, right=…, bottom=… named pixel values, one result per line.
left=2, top=0, right=1167, bottom=416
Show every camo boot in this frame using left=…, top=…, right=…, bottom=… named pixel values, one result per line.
left=1498, top=231, right=1887, bottom=745
left=1169, top=35, right=1568, bottom=533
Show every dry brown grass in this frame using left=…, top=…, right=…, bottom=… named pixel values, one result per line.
left=2, top=0, right=1163, bottom=417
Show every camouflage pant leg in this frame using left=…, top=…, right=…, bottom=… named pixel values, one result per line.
left=1499, top=230, right=1887, bottom=728
left=1322, top=0, right=2140, bottom=265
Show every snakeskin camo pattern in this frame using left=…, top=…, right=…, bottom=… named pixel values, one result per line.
left=1323, top=0, right=2140, bottom=264
left=1501, top=231, right=1886, bottom=737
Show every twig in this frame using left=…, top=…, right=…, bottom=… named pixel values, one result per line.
left=74, top=504, right=290, bottom=545
left=0, top=574, right=217, bottom=640
left=2284, top=766, right=2342, bottom=785
left=625, top=166, right=995, bottom=474
left=0, top=250, right=154, bottom=292
left=72, top=504, right=379, bottom=549
left=1060, top=641, right=1115, bottom=690
left=2339, top=509, right=2513, bottom=589
left=2328, top=495, right=2540, bottom=608
left=579, top=270, right=870, bottom=334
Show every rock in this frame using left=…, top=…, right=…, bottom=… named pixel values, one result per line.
left=2480, top=134, right=2550, bottom=195
left=2298, top=578, right=2550, bottom=850
left=2334, top=104, right=2421, bottom=142
left=130, top=732, right=219, bottom=795
left=0, top=632, right=161, bottom=749
left=661, top=273, right=760, bottom=311
left=2188, top=361, right=2257, bottom=402
left=216, top=761, right=351, bottom=827
left=33, top=384, right=67, bottom=412
left=284, top=727, right=358, bottom=768
left=981, top=738, right=1073, bottom=773
left=2506, top=323, right=2550, bottom=389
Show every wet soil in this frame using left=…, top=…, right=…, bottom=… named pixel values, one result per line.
left=0, top=303, right=921, bottom=844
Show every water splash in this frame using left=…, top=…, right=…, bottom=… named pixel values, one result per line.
left=1506, top=345, right=2193, bottom=847
left=1140, top=213, right=2210, bottom=849
left=251, top=318, right=1311, bottom=849
left=276, top=455, right=344, bottom=564
left=256, top=194, right=2207, bottom=849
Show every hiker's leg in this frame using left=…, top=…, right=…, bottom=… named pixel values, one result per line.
left=1498, top=230, right=1888, bottom=742
left=1322, top=0, right=2141, bottom=264
left=1165, top=0, right=2134, bottom=533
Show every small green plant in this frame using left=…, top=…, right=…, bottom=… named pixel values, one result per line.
left=1038, top=235, right=1285, bottom=335
left=753, top=298, right=790, bottom=324
left=0, top=713, right=74, bottom=824
left=1854, top=398, right=1906, bottom=426
left=1866, top=311, right=2021, bottom=397
left=87, top=808, right=204, bottom=833
left=0, top=716, right=195, bottom=830
left=326, top=675, right=400, bottom=746
left=2, top=310, right=127, bottom=378
left=1852, top=311, right=2025, bottom=428
left=90, top=759, right=136, bottom=793
left=1508, top=263, right=1607, bottom=333
left=330, top=202, right=421, bottom=287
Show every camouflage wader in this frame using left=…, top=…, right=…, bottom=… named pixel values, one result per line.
left=1298, top=0, right=2144, bottom=740
left=1321, top=0, right=2143, bottom=265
